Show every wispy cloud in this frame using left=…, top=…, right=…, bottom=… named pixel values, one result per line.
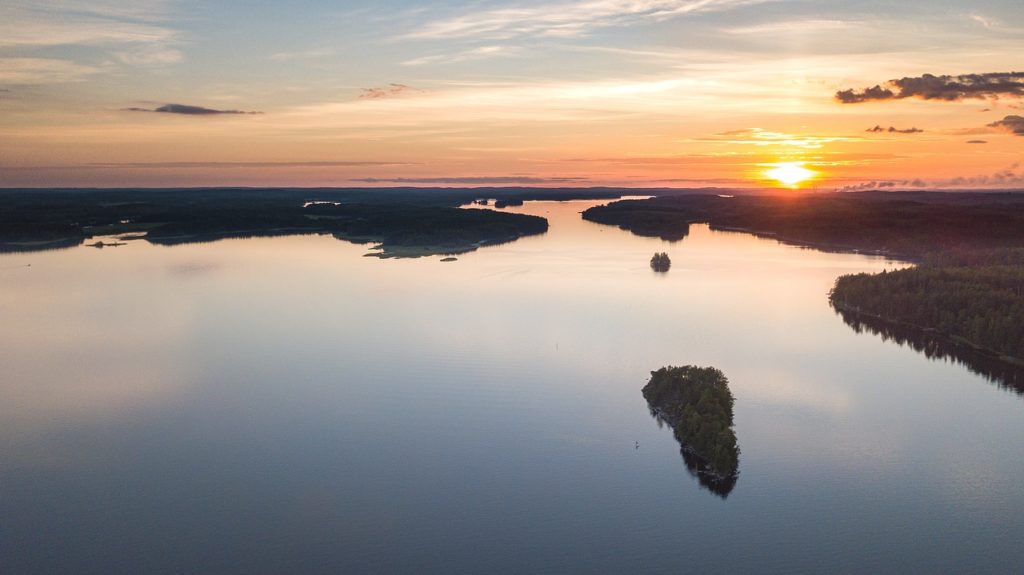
left=0, top=1, right=177, bottom=48
left=269, top=48, right=336, bottom=62
left=114, top=46, right=183, bottom=66
left=0, top=58, right=99, bottom=84
left=85, top=161, right=414, bottom=169
left=722, top=18, right=859, bottom=35
left=702, top=128, right=850, bottom=149
left=403, top=45, right=523, bottom=66
left=359, top=84, right=426, bottom=99
left=124, top=103, right=262, bottom=115
left=566, top=154, right=760, bottom=165
left=352, top=176, right=588, bottom=184
left=966, top=140, right=988, bottom=144
left=402, top=0, right=782, bottom=40
left=968, top=13, right=1000, bottom=30
left=836, top=72, right=1024, bottom=103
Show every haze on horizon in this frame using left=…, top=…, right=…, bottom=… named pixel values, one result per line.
left=1, top=0, right=1021, bottom=189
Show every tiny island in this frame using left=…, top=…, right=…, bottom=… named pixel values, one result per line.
left=650, top=252, right=671, bottom=272
left=643, top=365, right=740, bottom=494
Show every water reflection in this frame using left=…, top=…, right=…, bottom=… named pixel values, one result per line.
left=4, top=200, right=1024, bottom=573
left=834, top=306, right=1024, bottom=394
left=646, top=407, right=738, bottom=499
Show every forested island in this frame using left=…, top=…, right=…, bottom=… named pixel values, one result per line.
left=650, top=252, right=671, bottom=272
left=588, top=192, right=1024, bottom=381
left=643, top=366, right=740, bottom=497
left=0, top=188, right=574, bottom=257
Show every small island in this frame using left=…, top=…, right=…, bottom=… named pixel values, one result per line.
left=650, top=252, right=671, bottom=272
left=643, top=366, right=740, bottom=491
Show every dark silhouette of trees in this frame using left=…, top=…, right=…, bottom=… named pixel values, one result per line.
left=830, top=250, right=1024, bottom=364
left=583, top=192, right=1024, bottom=258
left=650, top=252, right=671, bottom=272
left=0, top=189, right=549, bottom=257
left=643, top=366, right=740, bottom=497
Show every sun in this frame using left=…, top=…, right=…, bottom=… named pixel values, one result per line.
left=765, top=162, right=816, bottom=188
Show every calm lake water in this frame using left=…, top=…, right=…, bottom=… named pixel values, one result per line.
left=2, top=199, right=1023, bottom=574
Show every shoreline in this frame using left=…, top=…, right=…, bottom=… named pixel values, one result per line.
left=830, top=300, right=1024, bottom=370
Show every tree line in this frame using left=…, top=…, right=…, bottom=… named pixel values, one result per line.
left=642, top=365, right=740, bottom=479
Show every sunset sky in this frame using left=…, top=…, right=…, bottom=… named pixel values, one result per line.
left=1, top=0, right=1022, bottom=189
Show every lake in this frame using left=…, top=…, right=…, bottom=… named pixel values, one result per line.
left=2, top=199, right=1022, bottom=574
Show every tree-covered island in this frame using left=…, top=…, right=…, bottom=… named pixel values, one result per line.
left=643, top=366, right=740, bottom=492
left=0, top=188, right=564, bottom=257
left=650, top=252, right=671, bottom=272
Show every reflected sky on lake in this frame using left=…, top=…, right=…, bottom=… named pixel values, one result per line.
left=1, top=199, right=1022, bottom=574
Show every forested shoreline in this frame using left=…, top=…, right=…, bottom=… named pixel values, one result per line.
left=830, top=249, right=1024, bottom=364
left=587, top=192, right=1024, bottom=376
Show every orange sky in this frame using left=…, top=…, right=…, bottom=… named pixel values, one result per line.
left=1, top=0, right=1021, bottom=189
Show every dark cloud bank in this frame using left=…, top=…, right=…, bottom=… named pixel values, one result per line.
left=866, top=125, right=923, bottom=134
left=989, top=115, right=1024, bottom=135
left=837, top=72, right=1024, bottom=103
left=125, top=103, right=262, bottom=115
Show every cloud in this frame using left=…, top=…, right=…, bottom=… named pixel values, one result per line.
left=351, top=176, right=588, bottom=184
left=113, top=46, right=183, bottom=66
left=722, top=18, right=860, bottom=35
left=836, top=72, right=1024, bottom=103
left=0, top=1, right=177, bottom=48
left=0, top=161, right=420, bottom=173
left=402, top=46, right=522, bottom=66
left=835, top=85, right=894, bottom=103
left=402, top=0, right=781, bottom=40
left=85, top=161, right=415, bottom=169
left=988, top=115, right=1024, bottom=135
left=701, top=128, right=850, bottom=149
left=865, top=125, right=923, bottom=134
left=567, top=154, right=757, bottom=165
left=839, top=163, right=1024, bottom=191
left=0, top=58, right=99, bottom=84
left=968, top=13, right=1000, bottom=30
left=966, top=140, right=988, bottom=144
left=124, top=103, right=262, bottom=115
left=269, top=48, right=335, bottom=62
left=359, top=84, right=424, bottom=99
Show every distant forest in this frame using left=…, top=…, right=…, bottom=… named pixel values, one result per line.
left=0, top=188, right=574, bottom=257
left=582, top=192, right=1024, bottom=258
left=586, top=191, right=1024, bottom=374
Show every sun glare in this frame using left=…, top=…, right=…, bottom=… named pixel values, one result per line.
left=765, top=163, right=816, bottom=188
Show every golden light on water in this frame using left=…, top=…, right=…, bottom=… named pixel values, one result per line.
left=765, top=163, right=816, bottom=188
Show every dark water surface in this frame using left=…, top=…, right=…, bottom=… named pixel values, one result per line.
left=2, top=200, right=1022, bottom=574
